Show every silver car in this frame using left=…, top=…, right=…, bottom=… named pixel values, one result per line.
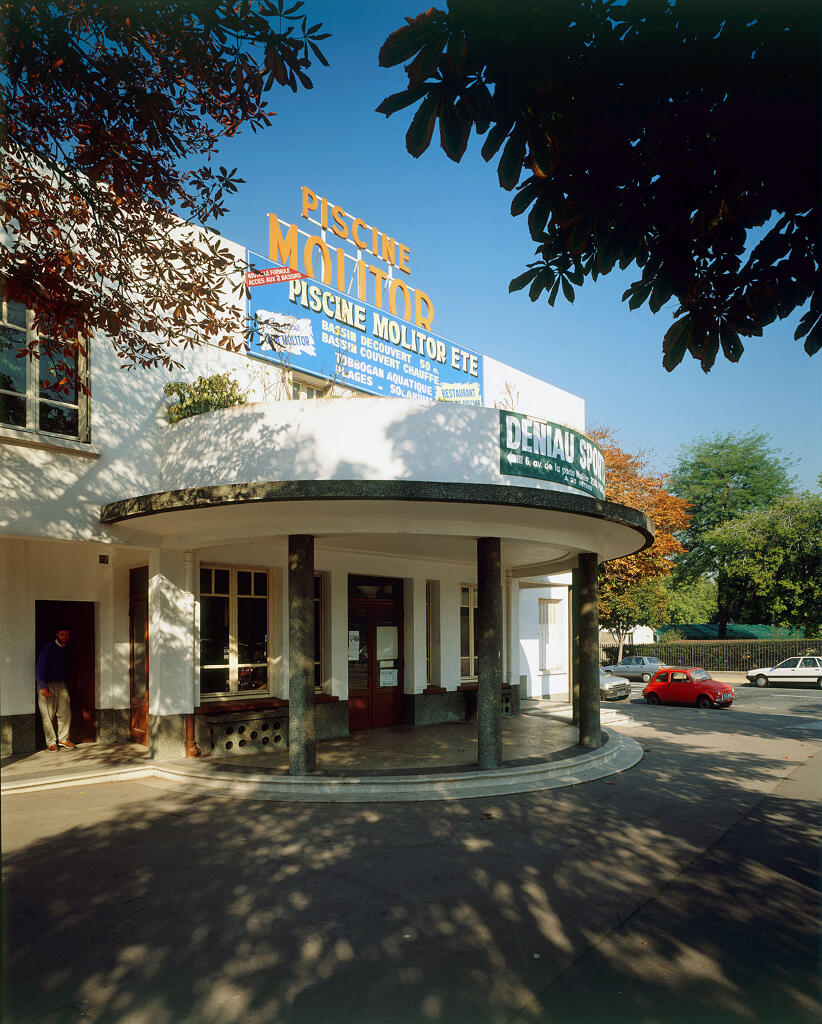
left=603, top=656, right=666, bottom=683
left=599, top=670, right=631, bottom=701
left=746, top=656, right=822, bottom=689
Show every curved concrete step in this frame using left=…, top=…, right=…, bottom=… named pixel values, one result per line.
left=3, top=729, right=643, bottom=801
left=148, top=728, right=643, bottom=802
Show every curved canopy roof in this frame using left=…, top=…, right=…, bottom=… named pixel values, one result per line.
left=101, top=479, right=653, bottom=574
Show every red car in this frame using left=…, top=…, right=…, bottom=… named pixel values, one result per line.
left=643, top=667, right=735, bottom=709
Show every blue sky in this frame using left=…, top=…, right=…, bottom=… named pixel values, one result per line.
left=213, top=0, right=820, bottom=489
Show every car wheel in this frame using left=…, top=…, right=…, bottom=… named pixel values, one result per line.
left=755, top=675, right=768, bottom=688
left=600, top=691, right=606, bottom=702
left=696, top=694, right=713, bottom=709
left=641, top=673, right=651, bottom=683
left=645, top=693, right=660, bottom=705
left=817, top=678, right=822, bottom=690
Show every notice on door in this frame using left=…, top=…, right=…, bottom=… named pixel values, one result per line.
left=376, top=626, right=398, bottom=661
left=348, top=630, right=360, bottom=661
left=379, top=668, right=398, bottom=687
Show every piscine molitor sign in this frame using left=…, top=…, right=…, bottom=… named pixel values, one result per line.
left=246, top=187, right=482, bottom=404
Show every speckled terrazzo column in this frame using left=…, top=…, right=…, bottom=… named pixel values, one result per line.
left=477, top=537, right=503, bottom=770
left=288, top=534, right=316, bottom=775
left=578, top=552, right=601, bottom=749
left=571, top=566, right=581, bottom=725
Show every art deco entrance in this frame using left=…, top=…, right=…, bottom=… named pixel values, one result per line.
left=347, top=575, right=404, bottom=731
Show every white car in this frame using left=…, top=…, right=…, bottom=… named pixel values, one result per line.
left=746, top=656, right=822, bottom=689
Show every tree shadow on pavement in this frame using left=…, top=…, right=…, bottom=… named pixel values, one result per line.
left=2, top=720, right=820, bottom=1024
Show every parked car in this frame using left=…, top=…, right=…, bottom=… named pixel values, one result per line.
left=603, top=656, right=666, bottom=683
left=643, top=667, right=735, bottom=708
left=599, top=671, right=631, bottom=702
left=746, top=656, right=822, bottom=689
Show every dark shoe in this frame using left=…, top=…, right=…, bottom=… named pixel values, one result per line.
left=47, top=744, right=59, bottom=751
left=59, top=740, right=77, bottom=749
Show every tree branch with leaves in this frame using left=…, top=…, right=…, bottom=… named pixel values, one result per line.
left=590, top=427, right=690, bottom=660
left=378, top=0, right=820, bottom=371
left=1, top=0, right=329, bottom=378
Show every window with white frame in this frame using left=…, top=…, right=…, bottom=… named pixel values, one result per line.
left=200, top=566, right=270, bottom=697
left=538, top=598, right=563, bottom=671
left=292, top=372, right=330, bottom=400
left=0, top=299, right=89, bottom=441
left=460, top=584, right=478, bottom=679
left=425, top=579, right=442, bottom=687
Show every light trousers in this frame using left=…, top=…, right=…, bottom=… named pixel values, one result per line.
left=37, top=682, right=71, bottom=746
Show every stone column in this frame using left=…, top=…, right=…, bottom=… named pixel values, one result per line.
left=570, top=567, right=581, bottom=724
left=505, top=570, right=519, bottom=689
left=578, top=552, right=601, bottom=749
left=477, top=537, right=503, bottom=769
left=288, top=535, right=316, bottom=775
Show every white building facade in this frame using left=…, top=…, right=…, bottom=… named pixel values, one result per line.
left=0, top=208, right=651, bottom=762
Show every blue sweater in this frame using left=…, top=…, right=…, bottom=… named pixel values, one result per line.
left=35, top=641, right=67, bottom=688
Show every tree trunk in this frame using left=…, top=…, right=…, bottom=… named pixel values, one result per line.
left=717, top=568, right=729, bottom=640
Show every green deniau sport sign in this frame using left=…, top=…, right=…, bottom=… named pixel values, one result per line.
left=499, top=411, right=606, bottom=500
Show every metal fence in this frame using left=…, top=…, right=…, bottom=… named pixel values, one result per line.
left=600, top=638, right=822, bottom=673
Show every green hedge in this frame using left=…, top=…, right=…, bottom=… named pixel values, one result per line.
left=600, top=638, right=822, bottom=673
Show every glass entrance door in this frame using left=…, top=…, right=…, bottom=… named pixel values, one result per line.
left=347, top=576, right=403, bottom=731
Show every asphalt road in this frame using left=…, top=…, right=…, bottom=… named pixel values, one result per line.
left=3, top=696, right=820, bottom=1024
left=620, top=680, right=822, bottom=719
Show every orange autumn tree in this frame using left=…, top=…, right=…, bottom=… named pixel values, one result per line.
left=589, top=427, right=690, bottom=662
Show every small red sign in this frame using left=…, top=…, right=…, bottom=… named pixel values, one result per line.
left=246, top=267, right=308, bottom=287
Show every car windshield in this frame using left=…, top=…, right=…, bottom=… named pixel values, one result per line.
left=690, top=669, right=710, bottom=681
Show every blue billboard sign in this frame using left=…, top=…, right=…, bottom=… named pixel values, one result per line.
left=246, top=254, right=483, bottom=404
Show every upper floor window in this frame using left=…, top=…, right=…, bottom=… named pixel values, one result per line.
left=0, top=300, right=89, bottom=441
left=292, top=373, right=329, bottom=400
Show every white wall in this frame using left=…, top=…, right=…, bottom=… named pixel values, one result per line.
left=518, top=577, right=571, bottom=700
left=158, top=397, right=594, bottom=498
left=482, top=355, right=585, bottom=430
left=0, top=536, right=146, bottom=717
left=1, top=318, right=589, bottom=543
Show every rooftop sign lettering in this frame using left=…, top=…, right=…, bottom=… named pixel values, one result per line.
left=267, top=186, right=435, bottom=329
left=500, top=411, right=606, bottom=500
left=248, top=188, right=482, bottom=403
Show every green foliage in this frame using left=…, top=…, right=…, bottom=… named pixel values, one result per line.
left=670, top=430, right=797, bottom=634
left=599, top=577, right=670, bottom=647
left=164, top=373, right=249, bottom=424
left=378, top=1, right=820, bottom=371
left=671, top=430, right=797, bottom=577
left=661, top=576, right=718, bottom=625
left=705, top=491, right=822, bottom=632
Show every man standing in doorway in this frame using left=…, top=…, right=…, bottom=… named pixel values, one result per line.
left=35, top=628, right=76, bottom=751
